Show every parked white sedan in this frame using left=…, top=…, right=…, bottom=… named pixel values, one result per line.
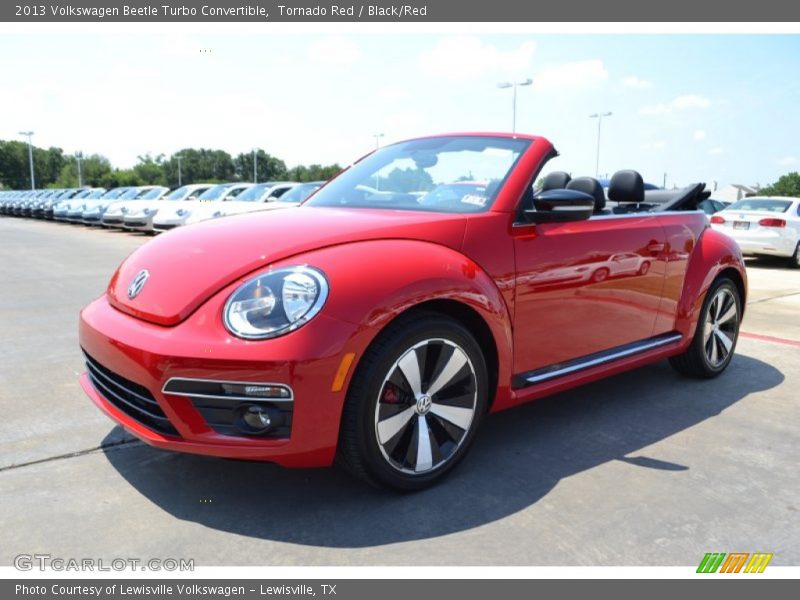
left=710, top=196, right=800, bottom=267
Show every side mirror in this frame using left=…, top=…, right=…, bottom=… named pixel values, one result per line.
left=525, top=189, right=595, bottom=224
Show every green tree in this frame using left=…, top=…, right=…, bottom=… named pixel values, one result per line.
left=163, top=149, right=235, bottom=186
left=287, top=163, right=341, bottom=183
left=56, top=154, right=114, bottom=188
left=133, top=154, right=168, bottom=185
left=233, top=150, right=288, bottom=182
left=760, top=172, right=800, bottom=197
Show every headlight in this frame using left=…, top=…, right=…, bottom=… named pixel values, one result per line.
left=177, top=208, right=189, bottom=217
left=223, top=266, right=329, bottom=340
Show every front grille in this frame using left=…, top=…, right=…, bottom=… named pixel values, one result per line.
left=154, top=224, right=177, bottom=231
left=125, top=221, right=147, bottom=227
left=83, top=351, right=178, bottom=436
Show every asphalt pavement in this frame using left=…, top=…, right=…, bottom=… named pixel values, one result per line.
left=1, top=217, right=798, bottom=566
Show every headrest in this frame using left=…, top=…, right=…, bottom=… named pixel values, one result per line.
left=608, top=170, right=644, bottom=204
left=566, top=177, right=606, bottom=211
left=541, top=171, right=572, bottom=191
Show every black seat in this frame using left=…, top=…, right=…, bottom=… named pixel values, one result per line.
left=609, top=170, right=645, bottom=213
left=566, top=176, right=606, bottom=212
left=541, top=171, right=572, bottom=191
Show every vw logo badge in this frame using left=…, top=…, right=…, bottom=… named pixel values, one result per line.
left=127, top=269, right=150, bottom=299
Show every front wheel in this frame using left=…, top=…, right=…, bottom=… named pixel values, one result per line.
left=337, top=313, right=488, bottom=491
left=669, top=277, right=742, bottom=378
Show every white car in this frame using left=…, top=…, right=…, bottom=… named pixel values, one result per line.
left=82, top=186, right=166, bottom=225
left=152, top=182, right=253, bottom=231
left=710, top=196, right=800, bottom=267
left=208, top=181, right=299, bottom=219
left=119, top=183, right=213, bottom=232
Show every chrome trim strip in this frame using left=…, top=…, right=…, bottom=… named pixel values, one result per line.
left=523, top=333, right=683, bottom=385
left=84, top=358, right=159, bottom=407
left=87, top=373, right=170, bottom=422
left=162, top=377, right=294, bottom=403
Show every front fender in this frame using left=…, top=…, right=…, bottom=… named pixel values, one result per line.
left=675, top=227, right=747, bottom=342
left=291, top=239, right=514, bottom=408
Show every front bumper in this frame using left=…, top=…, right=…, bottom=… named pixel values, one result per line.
left=153, top=216, right=187, bottom=231
left=123, top=214, right=155, bottom=231
left=78, top=294, right=363, bottom=467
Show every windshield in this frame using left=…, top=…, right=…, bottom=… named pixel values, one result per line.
left=725, top=198, right=792, bottom=213
left=101, top=188, right=128, bottom=200
left=140, top=187, right=166, bottom=200
left=235, top=183, right=274, bottom=202
left=165, top=186, right=193, bottom=201
left=281, top=182, right=322, bottom=203
left=197, top=184, right=230, bottom=201
left=305, top=135, right=530, bottom=213
left=119, top=188, right=144, bottom=200
left=86, top=190, right=106, bottom=199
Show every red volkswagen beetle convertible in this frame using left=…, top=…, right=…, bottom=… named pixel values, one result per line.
left=79, top=133, right=746, bottom=490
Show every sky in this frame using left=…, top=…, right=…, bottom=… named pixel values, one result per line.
left=1, top=29, right=798, bottom=189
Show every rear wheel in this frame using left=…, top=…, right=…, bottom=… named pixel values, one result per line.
left=337, top=313, right=488, bottom=491
left=669, top=277, right=741, bottom=378
left=789, top=241, right=800, bottom=269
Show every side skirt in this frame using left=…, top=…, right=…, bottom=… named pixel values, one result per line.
left=512, top=332, right=683, bottom=389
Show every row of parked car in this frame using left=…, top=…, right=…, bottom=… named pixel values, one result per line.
left=0, top=181, right=325, bottom=232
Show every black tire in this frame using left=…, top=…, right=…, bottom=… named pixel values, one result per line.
left=788, top=241, right=800, bottom=269
left=669, top=277, right=742, bottom=378
left=337, top=312, right=488, bottom=491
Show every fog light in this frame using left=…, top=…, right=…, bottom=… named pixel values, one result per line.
left=242, top=405, right=272, bottom=430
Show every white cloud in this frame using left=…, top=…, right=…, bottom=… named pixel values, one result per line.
left=533, top=60, right=609, bottom=91
left=708, top=147, right=724, bottom=155
left=777, top=156, right=797, bottom=166
left=640, top=94, right=711, bottom=115
left=418, top=37, right=535, bottom=82
left=693, top=130, right=707, bottom=141
left=622, top=76, right=653, bottom=89
left=643, top=141, right=666, bottom=150
left=373, top=85, right=410, bottom=102
left=672, top=95, right=711, bottom=109
left=307, top=37, right=360, bottom=67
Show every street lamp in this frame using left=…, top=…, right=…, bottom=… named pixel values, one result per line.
left=175, top=155, right=184, bottom=187
left=18, top=131, right=35, bottom=190
left=497, top=79, right=532, bottom=133
left=373, top=133, right=384, bottom=150
left=252, top=148, right=258, bottom=183
left=589, top=112, right=612, bottom=178
left=76, top=151, right=83, bottom=187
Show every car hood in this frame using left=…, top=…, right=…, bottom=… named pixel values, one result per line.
left=107, top=206, right=468, bottom=326
left=123, top=200, right=165, bottom=214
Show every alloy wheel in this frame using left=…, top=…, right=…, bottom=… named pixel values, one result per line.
left=702, top=287, right=739, bottom=368
left=374, top=338, right=477, bottom=475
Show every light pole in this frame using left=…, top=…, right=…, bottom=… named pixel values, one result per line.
left=76, top=151, right=83, bottom=187
left=175, top=155, right=183, bottom=187
left=589, top=112, right=612, bottom=178
left=372, top=133, right=384, bottom=150
left=252, top=148, right=258, bottom=183
left=19, top=131, right=35, bottom=190
left=497, top=79, right=532, bottom=133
